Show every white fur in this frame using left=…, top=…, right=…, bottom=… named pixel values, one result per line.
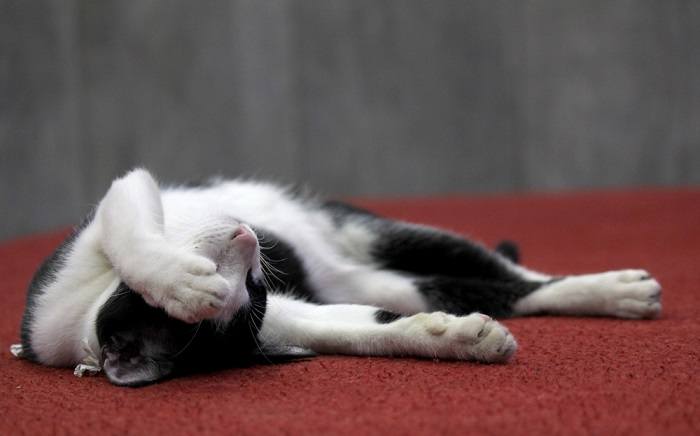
left=28, top=169, right=431, bottom=366
left=260, top=295, right=516, bottom=362
left=160, top=180, right=426, bottom=311
left=513, top=270, right=662, bottom=318
left=333, top=221, right=378, bottom=264
left=97, top=170, right=242, bottom=323
left=30, top=224, right=115, bottom=366
left=26, top=169, right=661, bottom=369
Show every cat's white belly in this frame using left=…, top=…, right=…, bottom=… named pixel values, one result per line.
left=161, top=182, right=336, bottom=249
left=160, top=183, right=368, bottom=299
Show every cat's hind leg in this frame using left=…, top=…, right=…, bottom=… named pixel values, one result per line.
left=259, top=295, right=516, bottom=362
left=413, top=269, right=662, bottom=320
left=324, top=203, right=547, bottom=317
left=325, top=203, right=662, bottom=319
left=513, top=270, right=662, bottom=319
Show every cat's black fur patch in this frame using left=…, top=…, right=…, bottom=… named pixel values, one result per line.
left=23, top=197, right=546, bottom=385
left=96, top=270, right=267, bottom=386
left=322, top=200, right=523, bottom=282
left=322, top=200, right=378, bottom=225
left=20, top=209, right=95, bottom=362
left=416, top=277, right=541, bottom=318
left=372, top=226, right=523, bottom=282
left=374, top=309, right=404, bottom=324
left=255, top=228, right=317, bottom=302
left=322, top=200, right=541, bottom=318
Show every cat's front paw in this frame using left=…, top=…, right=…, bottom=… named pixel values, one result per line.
left=125, top=247, right=232, bottom=323
left=411, top=312, right=517, bottom=363
left=450, top=313, right=517, bottom=362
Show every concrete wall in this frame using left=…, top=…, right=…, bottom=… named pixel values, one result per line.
left=1, top=1, right=699, bottom=240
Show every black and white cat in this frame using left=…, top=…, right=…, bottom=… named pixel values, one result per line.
left=13, top=169, right=662, bottom=386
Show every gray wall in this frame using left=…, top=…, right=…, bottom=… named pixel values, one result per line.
left=1, top=1, right=699, bottom=240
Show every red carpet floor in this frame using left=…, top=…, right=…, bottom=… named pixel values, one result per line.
left=1, top=189, right=698, bottom=435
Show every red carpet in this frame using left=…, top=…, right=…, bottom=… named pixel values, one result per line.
left=1, top=189, right=698, bottom=435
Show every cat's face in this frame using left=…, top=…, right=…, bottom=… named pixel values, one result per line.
left=96, top=222, right=268, bottom=386
left=96, top=273, right=267, bottom=386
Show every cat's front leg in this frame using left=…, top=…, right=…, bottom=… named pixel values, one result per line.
left=259, top=295, right=516, bottom=362
left=96, top=169, right=231, bottom=323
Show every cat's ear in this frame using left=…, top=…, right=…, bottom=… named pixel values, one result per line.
left=251, top=345, right=317, bottom=363
left=101, top=345, right=174, bottom=387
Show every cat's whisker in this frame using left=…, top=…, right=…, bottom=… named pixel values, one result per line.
left=261, top=254, right=287, bottom=265
left=259, top=259, right=283, bottom=289
left=171, top=321, right=202, bottom=359
left=107, top=289, right=132, bottom=299
left=257, top=239, right=279, bottom=251
left=263, top=259, right=287, bottom=276
left=258, top=262, right=276, bottom=290
left=246, top=310, right=271, bottom=364
left=25, top=167, right=662, bottom=390
left=259, top=255, right=286, bottom=285
left=260, top=268, right=278, bottom=289
left=260, top=261, right=287, bottom=287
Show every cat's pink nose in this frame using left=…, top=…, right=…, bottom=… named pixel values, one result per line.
left=232, top=225, right=257, bottom=246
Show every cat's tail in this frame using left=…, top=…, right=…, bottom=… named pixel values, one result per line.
left=495, top=240, right=520, bottom=264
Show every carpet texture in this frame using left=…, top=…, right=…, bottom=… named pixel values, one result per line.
left=1, top=189, right=698, bottom=435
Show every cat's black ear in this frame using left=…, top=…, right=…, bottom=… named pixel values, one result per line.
left=101, top=339, right=174, bottom=387
left=251, top=345, right=317, bottom=364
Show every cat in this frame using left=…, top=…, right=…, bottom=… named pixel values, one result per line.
left=12, top=169, right=662, bottom=386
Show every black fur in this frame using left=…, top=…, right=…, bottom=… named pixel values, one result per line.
left=95, top=270, right=267, bottom=386
left=262, top=203, right=538, bottom=318
left=495, top=240, right=520, bottom=264
left=416, top=277, right=541, bottom=318
left=24, top=198, right=545, bottom=385
left=255, top=228, right=317, bottom=302
left=374, top=309, right=404, bottom=324
left=372, top=226, right=523, bottom=282
left=322, top=200, right=378, bottom=225
left=325, top=201, right=542, bottom=318
left=20, top=209, right=95, bottom=361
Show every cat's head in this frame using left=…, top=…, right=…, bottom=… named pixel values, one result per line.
left=96, top=222, right=268, bottom=386
left=96, top=270, right=267, bottom=386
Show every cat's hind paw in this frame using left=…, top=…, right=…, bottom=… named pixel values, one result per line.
left=597, top=269, right=662, bottom=319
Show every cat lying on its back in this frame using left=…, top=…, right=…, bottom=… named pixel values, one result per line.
left=13, top=169, right=662, bottom=386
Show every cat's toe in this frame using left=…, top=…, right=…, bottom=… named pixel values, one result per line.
left=441, top=313, right=517, bottom=362
left=182, top=254, right=218, bottom=276
left=616, top=299, right=662, bottom=319
left=153, top=274, right=232, bottom=323
left=466, top=319, right=517, bottom=362
left=185, top=272, right=231, bottom=301
left=614, top=269, right=652, bottom=283
left=449, top=313, right=495, bottom=344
